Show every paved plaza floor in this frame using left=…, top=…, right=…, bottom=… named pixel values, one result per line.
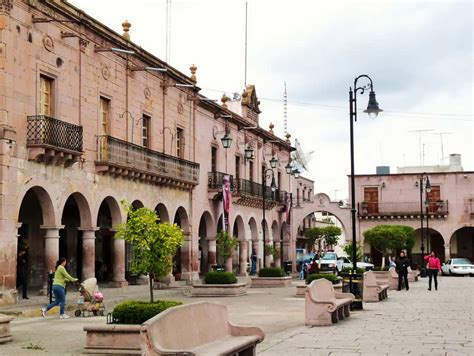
left=0, top=275, right=472, bottom=355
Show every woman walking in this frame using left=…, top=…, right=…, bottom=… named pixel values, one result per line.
left=41, top=258, right=78, bottom=319
left=424, top=251, right=441, bottom=291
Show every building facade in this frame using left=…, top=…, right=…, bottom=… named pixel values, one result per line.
left=0, top=0, right=298, bottom=303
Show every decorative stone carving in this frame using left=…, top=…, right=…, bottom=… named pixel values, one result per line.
left=144, top=87, right=151, bottom=99
left=42, top=35, right=54, bottom=52
left=122, top=20, right=131, bottom=41
left=189, top=64, right=197, bottom=83
left=101, top=66, right=110, bottom=80
left=241, top=85, right=261, bottom=114
left=79, top=38, right=89, bottom=53
left=0, top=0, right=13, bottom=15
left=177, top=103, right=184, bottom=114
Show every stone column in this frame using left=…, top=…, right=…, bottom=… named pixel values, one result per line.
left=111, top=235, right=127, bottom=288
left=265, top=246, right=273, bottom=268
left=252, top=241, right=260, bottom=273
left=41, top=226, right=63, bottom=291
left=239, top=240, right=248, bottom=276
left=207, top=238, right=217, bottom=270
left=274, top=240, right=281, bottom=268
left=181, top=233, right=199, bottom=281
left=80, top=228, right=97, bottom=280
left=444, top=243, right=451, bottom=261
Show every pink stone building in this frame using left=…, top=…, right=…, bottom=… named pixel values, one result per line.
left=0, top=0, right=300, bottom=303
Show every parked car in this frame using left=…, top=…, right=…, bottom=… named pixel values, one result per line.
left=318, top=252, right=343, bottom=274
left=338, top=256, right=375, bottom=271
left=441, top=258, right=474, bottom=276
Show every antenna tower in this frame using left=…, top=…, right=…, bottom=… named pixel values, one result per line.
left=433, top=132, right=452, bottom=164
left=409, top=129, right=434, bottom=165
left=165, top=0, right=172, bottom=62
left=283, top=82, right=288, bottom=135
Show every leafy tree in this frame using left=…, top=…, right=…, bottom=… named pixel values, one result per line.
left=115, top=200, right=184, bottom=302
left=363, top=225, right=416, bottom=268
left=343, top=242, right=363, bottom=262
left=264, top=245, right=280, bottom=265
left=304, top=226, right=342, bottom=252
left=216, top=231, right=238, bottom=269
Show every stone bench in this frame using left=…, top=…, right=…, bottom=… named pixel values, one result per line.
left=374, top=268, right=399, bottom=290
left=0, top=314, right=14, bottom=344
left=408, top=267, right=419, bottom=282
left=304, top=278, right=355, bottom=326
left=363, top=270, right=389, bottom=302
left=140, top=302, right=265, bottom=355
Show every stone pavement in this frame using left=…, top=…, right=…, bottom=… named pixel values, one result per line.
left=0, top=275, right=472, bottom=355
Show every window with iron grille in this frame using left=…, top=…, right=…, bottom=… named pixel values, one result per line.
left=40, top=75, right=53, bottom=116
left=142, top=114, right=150, bottom=147
left=235, top=156, right=241, bottom=180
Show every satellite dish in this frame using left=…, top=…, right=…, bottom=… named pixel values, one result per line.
left=291, top=139, right=314, bottom=172
left=232, top=92, right=241, bottom=100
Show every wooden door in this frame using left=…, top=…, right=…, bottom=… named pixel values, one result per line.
left=364, top=187, right=379, bottom=214
left=427, top=186, right=441, bottom=213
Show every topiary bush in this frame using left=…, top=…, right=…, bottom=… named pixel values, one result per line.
left=204, top=271, right=237, bottom=284
left=306, top=273, right=340, bottom=285
left=112, top=300, right=182, bottom=324
left=258, top=267, right=285, bottom=277
left=341, top=267, right=365, bottom=274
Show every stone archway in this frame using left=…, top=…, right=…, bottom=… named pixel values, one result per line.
left=233, top=215, right=247, bottom=275
left=155, top=203, right=170, bottom=223
left=173, top=206, right=191, bottom=280
left=248, top=217, right=260, bottom=272
left=271, top=221, right=281, bottom=267
left=198, top=211, right=214, bottom=274
left=449, top=227, right=474, bottom=261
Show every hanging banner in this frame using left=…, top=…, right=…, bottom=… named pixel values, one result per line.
left=222, top=175, right=231, bottom=231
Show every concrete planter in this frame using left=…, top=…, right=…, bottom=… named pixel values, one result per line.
left=191, top=283, right=247, bottom=297
left=83, top=324, right=141, bottom=354
left=0, top=314, right=13, bottom=344
left=296, top=282, right=342, bottom=297
left=250, top=276, right=292, bottom=288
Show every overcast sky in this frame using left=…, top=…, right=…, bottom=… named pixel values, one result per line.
left=70, top=0, right=473, bottom=200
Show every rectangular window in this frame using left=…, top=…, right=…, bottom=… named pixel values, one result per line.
left=40, top=75, right=53, bottom=116
left=99, top=97, right=110, bottom=135
left=363, top=187, right=379, bottom=214
left=427, top=185, right=441, bottom=213
left=211, top=146, right=217, bottom=172
left=142, top=114, right=150, bottom=147
left=235, top=156, right=240, bottom=180
left=176, top=127, right=184, bottom=158
left=249, top=161, right=254, bottom=182
left=277, top=171, right=282, bottom=190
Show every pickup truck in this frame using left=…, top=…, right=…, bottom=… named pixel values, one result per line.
left=317, top=252, right=375, bottom=274
left=337, top=256, right=375, bottom=271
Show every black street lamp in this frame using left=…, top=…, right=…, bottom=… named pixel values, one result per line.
left=419, top=173, right=431, bottom=277
left=349, top=75, right=382, bottom=291
left=262, top=167, right=277, bottom=268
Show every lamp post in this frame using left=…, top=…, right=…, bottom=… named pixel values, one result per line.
left=348, top=75, right=382, bottom=291
left=262, top=165, right=277, bottom=268
left=419, top=173, right=431, bottom=277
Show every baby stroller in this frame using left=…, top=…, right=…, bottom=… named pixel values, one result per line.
left=74, top=277, right=106, bottom=317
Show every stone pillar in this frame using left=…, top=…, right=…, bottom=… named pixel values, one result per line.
left=181, top=233, right=199, bottom=281
left=274, top=240, right=281, bottom=268
left=252, top=241, right=260, bottom=273
left=111, top=235, right=127, bottom=288
left=444, top=243, right=451, bottom=261
left=282, top=241, right=290, bottom=262
left=207, top=238, right=217, bottom=270
left=265, top=245, right=273, bottom=268
left=80, top=228, right=97, bottom=280
left=225, top=256, right=233, bottom=272
left=41, top=226, right=63, bottom=290
left=239, top=240, right=248, bottom=276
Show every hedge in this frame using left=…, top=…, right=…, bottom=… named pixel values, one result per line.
left=112, top=300, right=182, bottom=324
left=258, top=267, right=285, bottom=278
left=306, top=273, right=340, bottom=285
left=204, top=271, right=237, bottom=284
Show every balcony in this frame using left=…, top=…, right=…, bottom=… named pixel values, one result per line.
left=233, top=178, right=286, bottom=208
left=358, top=200, right=449, bottom=220
left=96, top=135, right=199, bottom=189
left=208, top=171, right=235, bottom=191
left=26, top=115, right=83, bottom=167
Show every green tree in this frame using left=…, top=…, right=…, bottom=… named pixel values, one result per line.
left=115, top=201, right=184, bottom=302
left=216, top=231, right=238, bottom=269
left=343, top=242, right=363, bottom=262
left=363, top=225, right=416, bottom=268
left=304, top=226, right=342, bottom=252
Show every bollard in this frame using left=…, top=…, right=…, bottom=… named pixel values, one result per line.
left=47, top=271, right=54, bottom=303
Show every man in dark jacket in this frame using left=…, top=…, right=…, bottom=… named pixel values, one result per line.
left=16, top=249, right=29, bottom=299
left=395, top=251, right=410, bottom=291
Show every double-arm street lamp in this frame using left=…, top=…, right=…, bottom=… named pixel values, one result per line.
left=419, top=173, right=431, bottom=277
left=348, top=75, right=382, bottom=290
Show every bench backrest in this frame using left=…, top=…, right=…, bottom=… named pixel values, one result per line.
left=389, top=267, right=398, bottom=278
left=142, top=302, right=230, bottom=350
left=307, top=278, right=335, bottom=300
left=364, top=270, right=377, bottom=286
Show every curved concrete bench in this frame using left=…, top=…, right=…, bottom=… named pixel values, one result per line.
left=0, top=314, right=13, bottom=344
left=305, top=279, right=355, bottom=327
left=140, top=302, right=264, bottom=355
left=363, top=271, right=389, bottom=302
left=407, top=267, right=419, bottom=282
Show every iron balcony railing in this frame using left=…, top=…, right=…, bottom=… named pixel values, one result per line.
left=27, top=115, right=83, bottom=152
left=236, top=178, right=286, bottom=203
left=358, top=200, right=449, bottom=217
left=208, top=171, right=235, bottom=191
left=97, top=135, right=199, bottom=184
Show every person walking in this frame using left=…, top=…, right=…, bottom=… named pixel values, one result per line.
left=16, top=249, right=29, bottom=299
left=424, top=251, right=441, bottom=291
left=41, top=257, right=78, bottom=319
left=395, top=251, right=410, bottom=291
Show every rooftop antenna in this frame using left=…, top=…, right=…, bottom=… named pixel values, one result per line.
left=244, top=1, right=248, bottom=86
left=409, top=129, right=434, bottom=165
left=165, top=0, right=172, bottom=62
left=283, top=82, right=288, bottom=135
left=432, top=132, right=452, bottom=165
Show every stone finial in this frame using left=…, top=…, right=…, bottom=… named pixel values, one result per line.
left=122, top=20, right=131, bottom=41
left=269, top=122, right=274, bottom=134
left=285, top=132, right=291, bottom=144
left=190, top=64, right=197, bottom=83
left=221, top=94, right=230, bottom=108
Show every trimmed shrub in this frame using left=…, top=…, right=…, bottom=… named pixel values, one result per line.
left=306, top=273, right=340, bottom=285
left=374, top=266, right=390, bottom=271
left=204, top=271, right=237, bottom=284
left=112, top=300, right=182, bottom=324
left=341, top=267, right=365, bottom=274
left=258, top=267, right=285, bottom=278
